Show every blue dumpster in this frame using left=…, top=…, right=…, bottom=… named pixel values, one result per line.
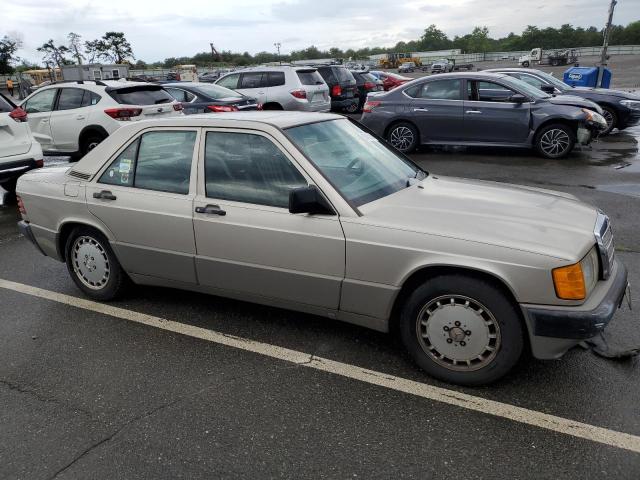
left=563, top=66, right=611, bottom=88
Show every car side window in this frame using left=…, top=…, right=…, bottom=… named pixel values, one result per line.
left=240, top=72, right=264, bottom=89
left=266, top=72, right=285, bottom=87
left=217, top=74, right=239, bottom=89
left=24, top=89, right=57, bottom=113
left=473, top=81, right=516, bottom=102
left=81, top=91, right=101, bottom=107
left=204, top=131, right=307, bottom=208
left=99, top=131, right=197, bottom=194
left=517, top=74, right=545, bottom=90
left=406, top=80, right=462, bottom=100
left=166, top=88, right=192, bottom=102
left=56, top=88, right=85, bottom=111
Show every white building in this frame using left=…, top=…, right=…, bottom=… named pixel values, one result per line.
left=62, top=64, right=130, bottom=81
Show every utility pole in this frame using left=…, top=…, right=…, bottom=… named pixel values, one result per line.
left=274, top=42, right=281, bottom=65
left=598, top=0, right=617, bottom=87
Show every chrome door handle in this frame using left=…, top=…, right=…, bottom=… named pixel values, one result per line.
left=93, top=190, right=117, bottom=200
left=195, top=204, right=226, bottom=216
left=465, top=110, right=482, bottom=114
left=413, top=108, right=429, bottom=112
left=42, top=119, right=49, bottom=123
left=76, top=115, right=86, bottom=120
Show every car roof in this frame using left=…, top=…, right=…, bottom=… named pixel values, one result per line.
left=483, top=67, right=545, bottom=75
left=419, top=72, right=508, bottom=80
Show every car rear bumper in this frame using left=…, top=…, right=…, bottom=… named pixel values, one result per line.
left=0, top=158, right=41, bottom=183
left=521, top=259, right=629, bottom=359
left=17, top=220, right=47, bottom=256
left=331, top=98, right=358, bottom=110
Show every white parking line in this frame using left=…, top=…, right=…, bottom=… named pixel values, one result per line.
left=2, top=277, right=640, bottom=454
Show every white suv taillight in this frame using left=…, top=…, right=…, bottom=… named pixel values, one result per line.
left=290, top=89, right=307, bottom=99
left=104, top=108, right=142, bottom=121
left=9, top=107, right=28, bottom=122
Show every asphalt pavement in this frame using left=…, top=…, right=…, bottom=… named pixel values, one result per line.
left=1, top=126, right=640, bottom=479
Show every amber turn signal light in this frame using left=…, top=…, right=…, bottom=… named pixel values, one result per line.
left=552, top=263, right=586, bottom=300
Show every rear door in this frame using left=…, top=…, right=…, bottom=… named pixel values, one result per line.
left=87, top=128, right=199, bottom=283
left=463, top=80, right=531, bottom=143
left=0, top=93, right=32, bottom=158
left=107, top=86, right=180, bottom=120
left=236, top=72, right=268, bottom=105
left=405, top=78, right=464, bottom=142
left=49, top=88, right=91, bottom=151
left=22, top=88, right=57, bottom=149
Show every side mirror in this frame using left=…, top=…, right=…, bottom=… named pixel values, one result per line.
left=289, top=185, right=335, bottom=215
left=510, top=93, right=527, bottom=103
left=540, top=84, right=555, bottom=94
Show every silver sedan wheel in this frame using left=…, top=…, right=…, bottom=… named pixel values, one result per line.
left=539, top=128, right=571, bottom=157
left=71, top=236, right=110, bottom=290
left=389, top=126, right=414, bottom=151
left=416, top=295, right=501, bottom=372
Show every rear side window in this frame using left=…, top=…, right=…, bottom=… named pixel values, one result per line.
left=166, top=88, right=196, bottom=102
left=266, top=72, right=285, bottom=87
left=405, top=80, right=462, bottom=100
left=57, top=88, right=85, bottom=110
left=99, top=130, right=197, bottom=194
left=81, top=91, right=101, bottom=107
left=335, top=67, right=355, bottom=83
left=240, top=72, right=264, bottom=89
left=108, top=87, right=174, bottom=106
left=296, top=70, right=323, bottom=85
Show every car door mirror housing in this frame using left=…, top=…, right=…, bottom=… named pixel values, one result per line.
left=510, top=93, right=528, bottom=103
left=540, top=84, right=555, bottom=94
left=289, top=186, right=335, bottom=215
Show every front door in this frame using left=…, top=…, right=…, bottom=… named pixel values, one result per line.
left=86, top=128, right=200, bottom=284
left=463, top=80, right=531, bottom=144
left=22, top=88, right=57, bottom=150
left=405, top=78, right=464, bottom=142
left=193, top=128, right=345, bottom=310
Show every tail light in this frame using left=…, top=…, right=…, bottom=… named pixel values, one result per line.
left=16, top=195, right=26, bottom=216
left=104, top=108, right=142, bottom=121
left=363, top=101, right=381, bottom=113
left=207, top=105, right=239, bottom=113
left=331, top=85, right=342, bottom=97
left=9, top=107, right=27, bottom=122
left=257, top=103, right=263, bottom=110
left=290, top=89, right=307, bottom=99
left=173, top=103, right=183, bottom=111
left=364, top=82, right=376, bottom=90
left=35, top=159, right=44, bottom=168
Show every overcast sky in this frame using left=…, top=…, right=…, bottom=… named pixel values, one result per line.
left=6, top=0, right=640, bottom=64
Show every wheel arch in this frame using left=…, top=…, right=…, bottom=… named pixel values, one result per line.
left=383, top=118, right=422, bottom=145
left=78, top=125, right=109, bottom=148
left=261, top=102, right=283, bottom=110
left=57, top=219, right=115, bottom=262
left=532, top=117, right=578, bottom=145
left=388, top=264, right=522, bottom=335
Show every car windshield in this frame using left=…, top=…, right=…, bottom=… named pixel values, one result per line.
left=193, top=84, right=242, bottom=99
left=499, top=75, right=551, bottom=100
left=286, top=119, right=424, bottom=208
left=534, top=71, right=571, bottom=91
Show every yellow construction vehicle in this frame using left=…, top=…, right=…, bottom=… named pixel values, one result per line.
left=378, top=53, right=422, bottom=69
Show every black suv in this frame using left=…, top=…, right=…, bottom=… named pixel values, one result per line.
left=348, top=71, right=384, bottom=113
left=315, top=65, right=358, bottom=112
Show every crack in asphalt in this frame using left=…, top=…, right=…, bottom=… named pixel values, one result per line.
left=0, top=379, right=93, bottom=418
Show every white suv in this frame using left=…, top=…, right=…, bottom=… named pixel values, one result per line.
left=0, top=92, right=43, bottom=193
left=215, top=66, right=330, bottom=112
left=19, top=80, right=183, bottom=158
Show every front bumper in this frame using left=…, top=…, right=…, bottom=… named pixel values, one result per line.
left=522, top=260, right=629, bottom=359
left=18, top=220, right=47, bottom=256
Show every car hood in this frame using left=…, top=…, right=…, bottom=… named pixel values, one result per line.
left=358, top=175, right=598, bottom=261
left=547, top=94, right=602, bottom=112
left=570, top=87, right=640, bottom=100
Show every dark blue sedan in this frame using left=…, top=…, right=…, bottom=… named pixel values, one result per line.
left=162, top=83, right=260, bottom=114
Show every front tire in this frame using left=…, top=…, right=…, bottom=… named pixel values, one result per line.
left=399, top=275, right=524, bottom=386
left=387, top=122, right=418, bottom=153
left=534, top=123, right=575, bottom=159
left=65, top=227, right=127, bottom=301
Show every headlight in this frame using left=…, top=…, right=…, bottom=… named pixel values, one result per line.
left=582, top=108, right=607, bottom=129
left=552, top=247, right=599, bottom=300
left=620, top=99, right=640, bottom=111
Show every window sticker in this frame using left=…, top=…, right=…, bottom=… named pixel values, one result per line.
left=119, top=158, right=132, bottom=174
left=121, top=173, right=129, bottom=184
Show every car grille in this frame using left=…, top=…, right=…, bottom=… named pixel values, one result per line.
left=594, top=212, right=615, bottom=279
left=68, top=170, right=91, bottom=180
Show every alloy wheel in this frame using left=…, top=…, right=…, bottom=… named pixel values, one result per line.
left=389, top=126, right=414, bottom=151
left=415, top=295, right=501, bottom=372
left=539, top=128, right=570, bottom=157
left=602, top=109, right=615, bottom=132
left=72, top=236, right=110, bottom=290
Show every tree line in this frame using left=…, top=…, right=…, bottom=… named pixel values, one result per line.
left=1, top=21, right=639, bottom=74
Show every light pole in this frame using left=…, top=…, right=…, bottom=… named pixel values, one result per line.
left=274, top=42, right=281, bottom=65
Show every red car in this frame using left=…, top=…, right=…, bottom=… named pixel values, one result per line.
left=371, top=71, right=412, bottom=91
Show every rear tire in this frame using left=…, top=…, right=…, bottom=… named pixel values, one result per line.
left=262, top=103, right=283, bottom=110
left=65, top=226, right=127, bottom=301
left=0, top=178, right=17, bottom=193
left=344, top=101, right=359, bottom=114
left=534, top=123, right=575, bottom=159
left=522, top=61, right=530, bottom=68
left=387, top=122, right=418, bottom=153
left=399, top=275, right=524, bottom=386
left=81, top=132, right=107, bottom=157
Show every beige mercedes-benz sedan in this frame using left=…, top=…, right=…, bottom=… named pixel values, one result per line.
left=16, top=112, right=630, bottom=385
